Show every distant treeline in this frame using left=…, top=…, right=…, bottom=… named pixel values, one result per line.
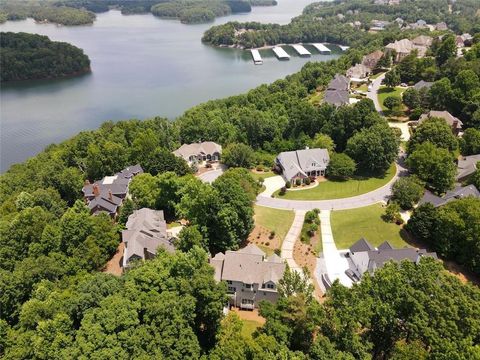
left=0, top=32, right=91, bottom=82
left=0, top=0, right=276, bottom=26
left=203, top=0, right=480, bottom=48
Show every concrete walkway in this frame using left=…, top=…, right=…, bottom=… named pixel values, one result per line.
left=281, top=210, right=305, bottom=274
left=318, top=210, right=352, bottom=287
left=256, top=162, right=404, bottom=211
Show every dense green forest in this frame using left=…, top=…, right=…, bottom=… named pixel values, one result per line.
left=2, top=0, right=480, bottom=358
left=0, top=32, right=90, bottom=82
left=0, top=0, right=275, bottom=25
left=202, top=0, right=480, bottom=48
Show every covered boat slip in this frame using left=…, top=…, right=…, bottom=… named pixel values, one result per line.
left=250, top=49, right=263, bottom=65
left=291, top=44, right=311, bottom=56
left=272, top=46, right=290, bottom=60
left=312, top=43, right=331, bottom=54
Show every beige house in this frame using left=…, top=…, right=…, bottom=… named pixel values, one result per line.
left=173, top=141, right=222, bottom=165
left=361, top=50, right=384, bottom=70
left=385, top=39, right=414, bottom=62
left=418, top=110, right=463, bottom=135
left=210, top=244, right=285, bottom=309
left=346, top=63, right=371, bottom=80
left=412, top=35, right=433, bottom=57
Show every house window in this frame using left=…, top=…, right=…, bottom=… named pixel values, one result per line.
left=245, top=283, right=252, bottom=289
left=227, top=286, right=236, bottom=293
left=266, top=283, right=275, bottom=289
left=241, top=299, right=254, bottom=305
left=226, top=280, right=232, bottom=285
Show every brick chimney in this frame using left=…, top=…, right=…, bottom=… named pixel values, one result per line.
left=93, top=184, right=100, bottom=197
left=108, top=189, right=113, bottom=201
left=84, top=179, right=90, bottom=186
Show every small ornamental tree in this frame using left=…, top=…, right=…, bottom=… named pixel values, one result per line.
left=391, top=176, right=425, bottom=210
left=383, top=96, right=402, bottom=111
left=384, top=69, right=401, bottom=88
left=327, top=153, right=356, bottom=179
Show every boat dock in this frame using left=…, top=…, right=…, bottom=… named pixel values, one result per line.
left=272, top=46, right=290, bottom=60
left=291, top=44, right=311, bottom=56
left=339, top=45, right=350, bottom=51
left=312, top=43, right=331, bottom=54
left=250, top=49, right=263, bottom=65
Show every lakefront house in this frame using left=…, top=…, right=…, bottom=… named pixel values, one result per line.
left=173, top=141, right=222, bottom=165
left=82, top=164, right=143, bottom=216
left=210, top=244, right=285, bottom=310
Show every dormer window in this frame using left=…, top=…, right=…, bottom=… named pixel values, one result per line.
left=266, top=283, right=275, bottom=289
left=245, top=284, right=252, bottom=289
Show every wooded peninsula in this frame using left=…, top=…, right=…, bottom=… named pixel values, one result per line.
left=0, top=32, right=91, bottom=82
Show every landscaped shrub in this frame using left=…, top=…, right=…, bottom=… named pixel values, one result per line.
left=409, top=108, right=424, bottom=120
left=279, top=186, right=286, bottom=195
left=265, top=241, right=270, bottom=246
left=256, top=164, right=264, bottom=172
left=295, top=178, right=302, bottom=186
left=307, top=223, right=318, bottom=237
left=305, top=210, right=320, bottom=225
left=382, top=202, right=402, bottom=223
left=304, top=177, right=311, bottom=185
left=285, top=181, right=291, bottom=189
left=269, top=230, right=275, bottom=239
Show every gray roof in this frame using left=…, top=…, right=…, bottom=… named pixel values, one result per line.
left=367, top=248, right=437, bottom=272
left=377, top=241, right=394, bottom=250
left=324, top=89, right=350, bottom=107
left=350, top=238, right=375, bottom=253
left=276, top=148, right=330, bottom=181
left=385, top=39, right=413, bottom=54
left=418, top=111, right=463, bottom=130
left=414, top=80, right=433, bottom=91
left=123, top=208, right=173, bottom=266
left=419, top=185, right=480, bottom=207
left=88, top=194, right=122, bottom=215
left=210, top=244, right=285, bottom=285
left=328, top=74, right=350, bottom=91
left=457, top=154, right=480, bottom=180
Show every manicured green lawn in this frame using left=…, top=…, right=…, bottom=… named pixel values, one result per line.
left=250, top=170, right=275, bottom=181
left=274, top=163, right=396, bottom=200
left=357, top=84, right=368, bottom=92
left=254, top=205, right=295, bottom=242
left=331, top=204, right=409, bottom=250
left=241, top=320, right=262, bottom=338
left=369, top=72, right=385, bottom=80
left=378, top=86, right=406, bottom=113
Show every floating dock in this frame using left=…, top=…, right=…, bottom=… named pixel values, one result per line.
left=312, top=43, right=331, bottom=54
left=250, top=49, right=263, bottom=65
left=272, top=46, right=290, bottom=60
left=291, top=44, right=311, bottom=56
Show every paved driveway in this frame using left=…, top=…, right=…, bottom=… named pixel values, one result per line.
left=367, top=73, right=385, bottom=114
left=261, top=175, right=285, bottom=197
left=197, top=164, right=226, bottom=183
left=318, top=210, right=352, bottom=287
left=256, top=162, right=405, bottom=211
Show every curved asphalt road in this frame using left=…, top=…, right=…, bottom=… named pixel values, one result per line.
left=256, top=159, right=407, bottom=211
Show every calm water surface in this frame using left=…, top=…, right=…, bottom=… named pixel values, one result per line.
left=0, top=0, right=339, bottom=171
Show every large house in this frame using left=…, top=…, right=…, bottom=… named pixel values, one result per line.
left=275, top=148, right=330, bottom=182
left=418, top=110, right=463, bottom=135
left=346, top=63, right=371, bottom=81
left=173, top=141, right=222, bottom=165
left=122, top=208, right=174, bottom=268
left=457, top=154, right=480, bottom=181
left=412, top=35, right=433, bottom=57
left=82, top=164, right=143, bottom=216
left=420, top=185, right=480, bottom=207
left=324, top=74, right=350, bottom=107
left=210, top=244, right=285, bottom=310
left=346, top=238, right=437, bottom=280
left=385, top=39, right=413, bottom=62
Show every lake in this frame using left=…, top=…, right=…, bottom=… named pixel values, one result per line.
left=0, top=0, right=339, bottom=171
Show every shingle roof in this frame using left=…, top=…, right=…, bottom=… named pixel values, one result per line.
left=350, top=238, right=375, bottom=253
left=276, top=148, right=330, bottom=181
left=362, top=50, right=384, bottom=69
left=412, top=35, right=433, bottom=47
left=88, top=194, right=122, bottom=215
left=173, top=141, right=222, bottom=161
left=418, top=111, right=463, bottom=130
left=324, top=89, right=350, bottom=107
left=346, top=64, right=370, bottom=79
left=367, top=248, right=436, bottom=271
left=328, top=74, right=350, bottom=91
left=385, top=39, right=413, bottom=54
left=414, top=80, right=433, bottom=91
left=210, top=245, right=285, bottom=286
left=457, top=154, right=480, bottom=180
left=122, top=208, right=173, bottom=266
left=377, top=241, right=394, bottom=250
left=419, top=185, right=480, bottom=207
